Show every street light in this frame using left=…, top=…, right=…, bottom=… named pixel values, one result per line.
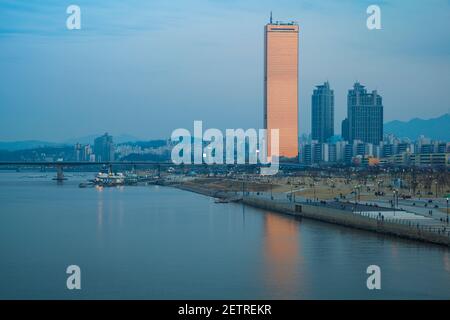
left=393, top=190, right=397, bottom=216
left=446, top=197, right=449, bottom=224
left=330, top=179, right=335, bottom=197
left=270, top=181, right=273, bottom=200
left=396, top=189, right=399, bottom=207
left=290, top=183, right=293, bottom=203
left=313, top=182, right=316, bottom=202
left=435, top=180, right=438, bottom=198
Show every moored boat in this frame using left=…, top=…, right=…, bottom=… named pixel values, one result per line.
left=92, top=172, right=125, bottom=187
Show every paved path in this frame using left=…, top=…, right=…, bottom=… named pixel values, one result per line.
left=244, top=191, right=450, bottom=234
left=362, top=198, right=449, bottom=224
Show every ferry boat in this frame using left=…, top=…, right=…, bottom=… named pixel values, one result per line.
left=93, top=172, right=125, bottom=187
left=78, top=171, right=148, bottom=188
left=124, top=172, right=138, bottom=185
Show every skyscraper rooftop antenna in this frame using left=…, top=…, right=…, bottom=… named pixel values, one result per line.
left=270, top=11, right=273, bottom=24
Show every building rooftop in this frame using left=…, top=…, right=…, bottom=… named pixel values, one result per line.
left=269, top=21, right=297, bottom=26
left=267, top=12, right=297, bottom=26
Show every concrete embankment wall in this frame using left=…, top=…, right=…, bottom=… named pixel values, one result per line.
left=173, top=184, right=230, bottom=199
left=242, top=196, right=450, bottom=247
left=171, top=184, right=449, bottom=247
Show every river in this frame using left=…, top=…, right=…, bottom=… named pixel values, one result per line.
left=0, top=172, right=449, bottom=299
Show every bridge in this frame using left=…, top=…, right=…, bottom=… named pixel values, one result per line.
left=0, top=161, right=306, bottom=181
left=0, top=161, right=175, bottom=181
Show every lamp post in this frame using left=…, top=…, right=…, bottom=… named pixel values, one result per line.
left=435, top=180, right=438, bottom=198
left=270, top=182, right=273, bottom=200
left=290, top=183, right=293, bottom=202
left=396, top=189, right=399, bottom=207
left=446, top=197, right=449, bottom=224
left=393, top=190, right=397, bottom=216
left=331, top=179, right=335, bottom=197
left=313, top=183, right=316, bottom=202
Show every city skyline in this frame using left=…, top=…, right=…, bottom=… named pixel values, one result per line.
left=1, top=0, right=450, bottom=304
left=1, top=0, right=450, bottom=142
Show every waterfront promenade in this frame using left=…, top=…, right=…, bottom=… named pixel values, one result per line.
left=173, top=181, right=450, bottom=247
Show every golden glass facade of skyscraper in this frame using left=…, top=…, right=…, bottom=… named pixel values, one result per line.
left=264, top=22, right=299, bottom=159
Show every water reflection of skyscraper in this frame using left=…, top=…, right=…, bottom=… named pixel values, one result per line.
left=263, top=212, right=304, bottom=298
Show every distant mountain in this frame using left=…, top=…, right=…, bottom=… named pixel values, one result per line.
left=0, top=140, right=65, bottom=151
left=118, top=140, right=168, bottom=148
left=384, top=113, right=450, bottom=141
left=64, top=133, right=142, bottom=145
left=0, top=134, right=143, bottom=151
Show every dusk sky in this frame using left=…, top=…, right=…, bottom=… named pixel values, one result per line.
left=1, top=0, right=449, bottom=141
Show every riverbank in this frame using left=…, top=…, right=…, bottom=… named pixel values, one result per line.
left=171, top=181, right=450, bottom=247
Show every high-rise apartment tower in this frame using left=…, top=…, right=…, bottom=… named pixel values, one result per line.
left=347, top=82, right=383, bottom=145
left=311, top=81, right=334, bottom=143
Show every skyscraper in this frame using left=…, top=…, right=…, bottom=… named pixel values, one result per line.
left=264, top=15, right=299, bottom=159
left=311, top=81, right=334, bottom=143
left=347, top=82, right=383, bottom=145
left=341, top=118, right=349, bottom=141
left=94, top=133, right=115, bottom=162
